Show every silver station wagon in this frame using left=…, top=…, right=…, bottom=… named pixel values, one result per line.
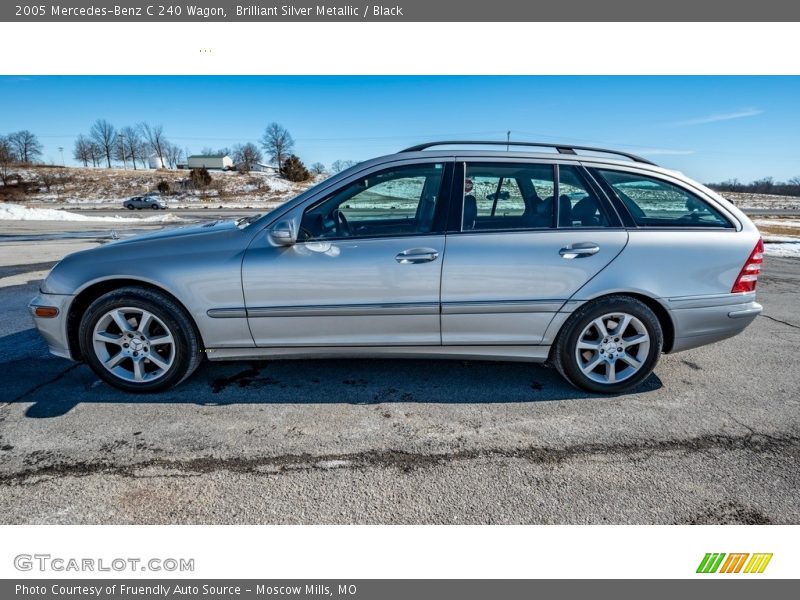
left=30, top=141, right=764, bottom=393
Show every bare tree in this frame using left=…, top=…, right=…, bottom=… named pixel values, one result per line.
left=233, top=142, right=263, bottom=173
left=331, top=159, right=356, bottom=173
left=0, top=136, right=16, bottom=184
left=8, top=130, right=43, bottom=164
left=164, top=143, right=184, bottom=169
left=89, top=119, right=117, bottom=168
left=88, top=142, right=103, bottom=168
left=139, top=123, right=169, bottom=168
left=116, top=126, right=146, bottom=170
left=309, top=162, right=326, bottom=175
left=260, top=123, right=294, bottom=170
left=72, top=135, right=94, bottom=167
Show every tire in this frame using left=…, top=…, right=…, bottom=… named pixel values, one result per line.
left=78, top=287, right=203, bottom=393
left=125, top=204, right=134, bottom=210
left=552, top=295, right=663, bottom=394
left=151, top=204, right=160, bottom=210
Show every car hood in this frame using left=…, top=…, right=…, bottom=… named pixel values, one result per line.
left=41, top=219, right=253, bottom=295
left=107, top=219, right=240, bottom=245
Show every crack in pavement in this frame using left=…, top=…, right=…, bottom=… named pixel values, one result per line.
left=1, top=429, right=798, bottom=486
left=760, top=313, right=800, bottom=330
left=4, top=363, right=82, bottom=406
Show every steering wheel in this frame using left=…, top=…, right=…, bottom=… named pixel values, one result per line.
left=333, top=209, right=352, bottom=237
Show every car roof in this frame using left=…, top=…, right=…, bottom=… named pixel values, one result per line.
left=358, top=149, right=682, bottom=180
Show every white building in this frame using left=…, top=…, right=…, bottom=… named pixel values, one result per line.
left=187, top=154, right=234, bottom=170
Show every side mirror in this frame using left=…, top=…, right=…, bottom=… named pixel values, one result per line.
left=269, top=221, right=296, bottom=246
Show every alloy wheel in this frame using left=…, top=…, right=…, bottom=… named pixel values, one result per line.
left=92, top=307, right=176, bottom=383
left=574, top=312, right=651, bottom=385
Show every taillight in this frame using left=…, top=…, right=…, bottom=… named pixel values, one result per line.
left=731, top=239, right=764, bottom=293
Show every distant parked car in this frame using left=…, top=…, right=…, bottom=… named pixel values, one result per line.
left=124, top=195, right=167, bottom=210
left=31, top=141, right=763, bottom=393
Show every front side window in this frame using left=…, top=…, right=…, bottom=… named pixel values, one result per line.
left=463, top=163, right=555, bottom=231
left=299, top=163, right=444, bottom=241
left=597, top=169, right=733, bottom=228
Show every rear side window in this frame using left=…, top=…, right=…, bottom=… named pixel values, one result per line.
left=597, top=169, right=733, bottom=228
left=463, top=163, right=555, bottom=231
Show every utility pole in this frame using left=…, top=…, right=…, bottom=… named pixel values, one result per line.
left=506, top=130, right=511, bottom=151
left=58, top=146, right=64, bottom=166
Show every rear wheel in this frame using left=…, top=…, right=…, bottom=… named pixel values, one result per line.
left=125, top=204, right=134, bottom=210
left=552, top=295, right=663, bottom=393
left=78, top=287, right=203, bottom=393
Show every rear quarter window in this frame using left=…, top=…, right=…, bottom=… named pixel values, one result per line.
left=596, top=169, right=734, bottom=228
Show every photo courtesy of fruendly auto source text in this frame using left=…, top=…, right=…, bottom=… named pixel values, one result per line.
left=0, top=1, right=798, bottom=596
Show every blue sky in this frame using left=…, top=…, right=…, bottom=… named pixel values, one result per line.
left=1, top=76, right=798, bottom=182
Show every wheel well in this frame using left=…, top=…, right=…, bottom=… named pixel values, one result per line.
left=623, top=293, right=675, bottom=353
left=66, top=279, right=201, bottom=360
left=551, top=292, right=676, bottom=357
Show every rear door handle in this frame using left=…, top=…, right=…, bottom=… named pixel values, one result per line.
left=395, top=248, right=440, bottom=264
left=559, top=242, right=600, bottom=259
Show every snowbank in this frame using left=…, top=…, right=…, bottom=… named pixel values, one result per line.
left=764, top=242, right=800, bottom=258
left=0, top=203, right=184, bottom=223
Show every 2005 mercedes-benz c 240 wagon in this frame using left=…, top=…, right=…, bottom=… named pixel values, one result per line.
left=30, top=141, right=764, bottom=394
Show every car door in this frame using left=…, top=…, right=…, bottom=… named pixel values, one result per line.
left=242, top=160, right=452, bottom=346
left=440, top=160, right=629, bottom=345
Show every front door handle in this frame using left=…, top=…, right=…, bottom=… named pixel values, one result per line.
left=559, top=242, right=600, bottom=259
left=395, top=248, right=440, bottom=264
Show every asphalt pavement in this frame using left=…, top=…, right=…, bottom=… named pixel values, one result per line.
left=0, top=227, right=798, bottom=524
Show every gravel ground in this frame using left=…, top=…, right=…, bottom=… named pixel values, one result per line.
left=0, top=224, right=798, bottom=524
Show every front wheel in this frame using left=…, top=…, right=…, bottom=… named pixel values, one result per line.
left=552, top=295, right=663, bottom=393
left=78, top=287, right=203, bottom=392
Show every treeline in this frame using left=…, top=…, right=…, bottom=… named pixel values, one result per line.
left=1, top=121, right=363, bottom=185
left=708, top=176, right=800, bottom=197
left=73, top=120, right=183, bottom=170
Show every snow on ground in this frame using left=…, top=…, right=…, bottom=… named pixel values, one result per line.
left=755, top=218, right=800, bottom=256
left=764, top=243, right=800, bottom=258
left=3, top=166, right=317, bottom=209
left=0, top=203, right=184, bottom=223
left=720, top=191, right=800, bottom=210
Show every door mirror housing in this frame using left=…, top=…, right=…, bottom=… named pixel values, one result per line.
left=269, top=221, right=297, bottom=246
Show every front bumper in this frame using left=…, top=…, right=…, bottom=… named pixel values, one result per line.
left=668, top=294, right=762, bottom=353
left=29, top=292, right=76, bottom=360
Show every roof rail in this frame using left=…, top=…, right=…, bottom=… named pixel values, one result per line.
left=400, top=140, right=657, bottom=165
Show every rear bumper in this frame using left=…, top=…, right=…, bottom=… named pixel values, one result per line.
left=29, top=293, right=75, bottom=360
left=667, top=293, right=762, bottom=353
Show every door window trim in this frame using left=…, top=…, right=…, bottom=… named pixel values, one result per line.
left=296, top=160, right=454, bottom=243
left=449, top=160, right=624, bottom=235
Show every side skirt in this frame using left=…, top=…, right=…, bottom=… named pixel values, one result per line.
left=205, top=345, right=551, bottom=363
